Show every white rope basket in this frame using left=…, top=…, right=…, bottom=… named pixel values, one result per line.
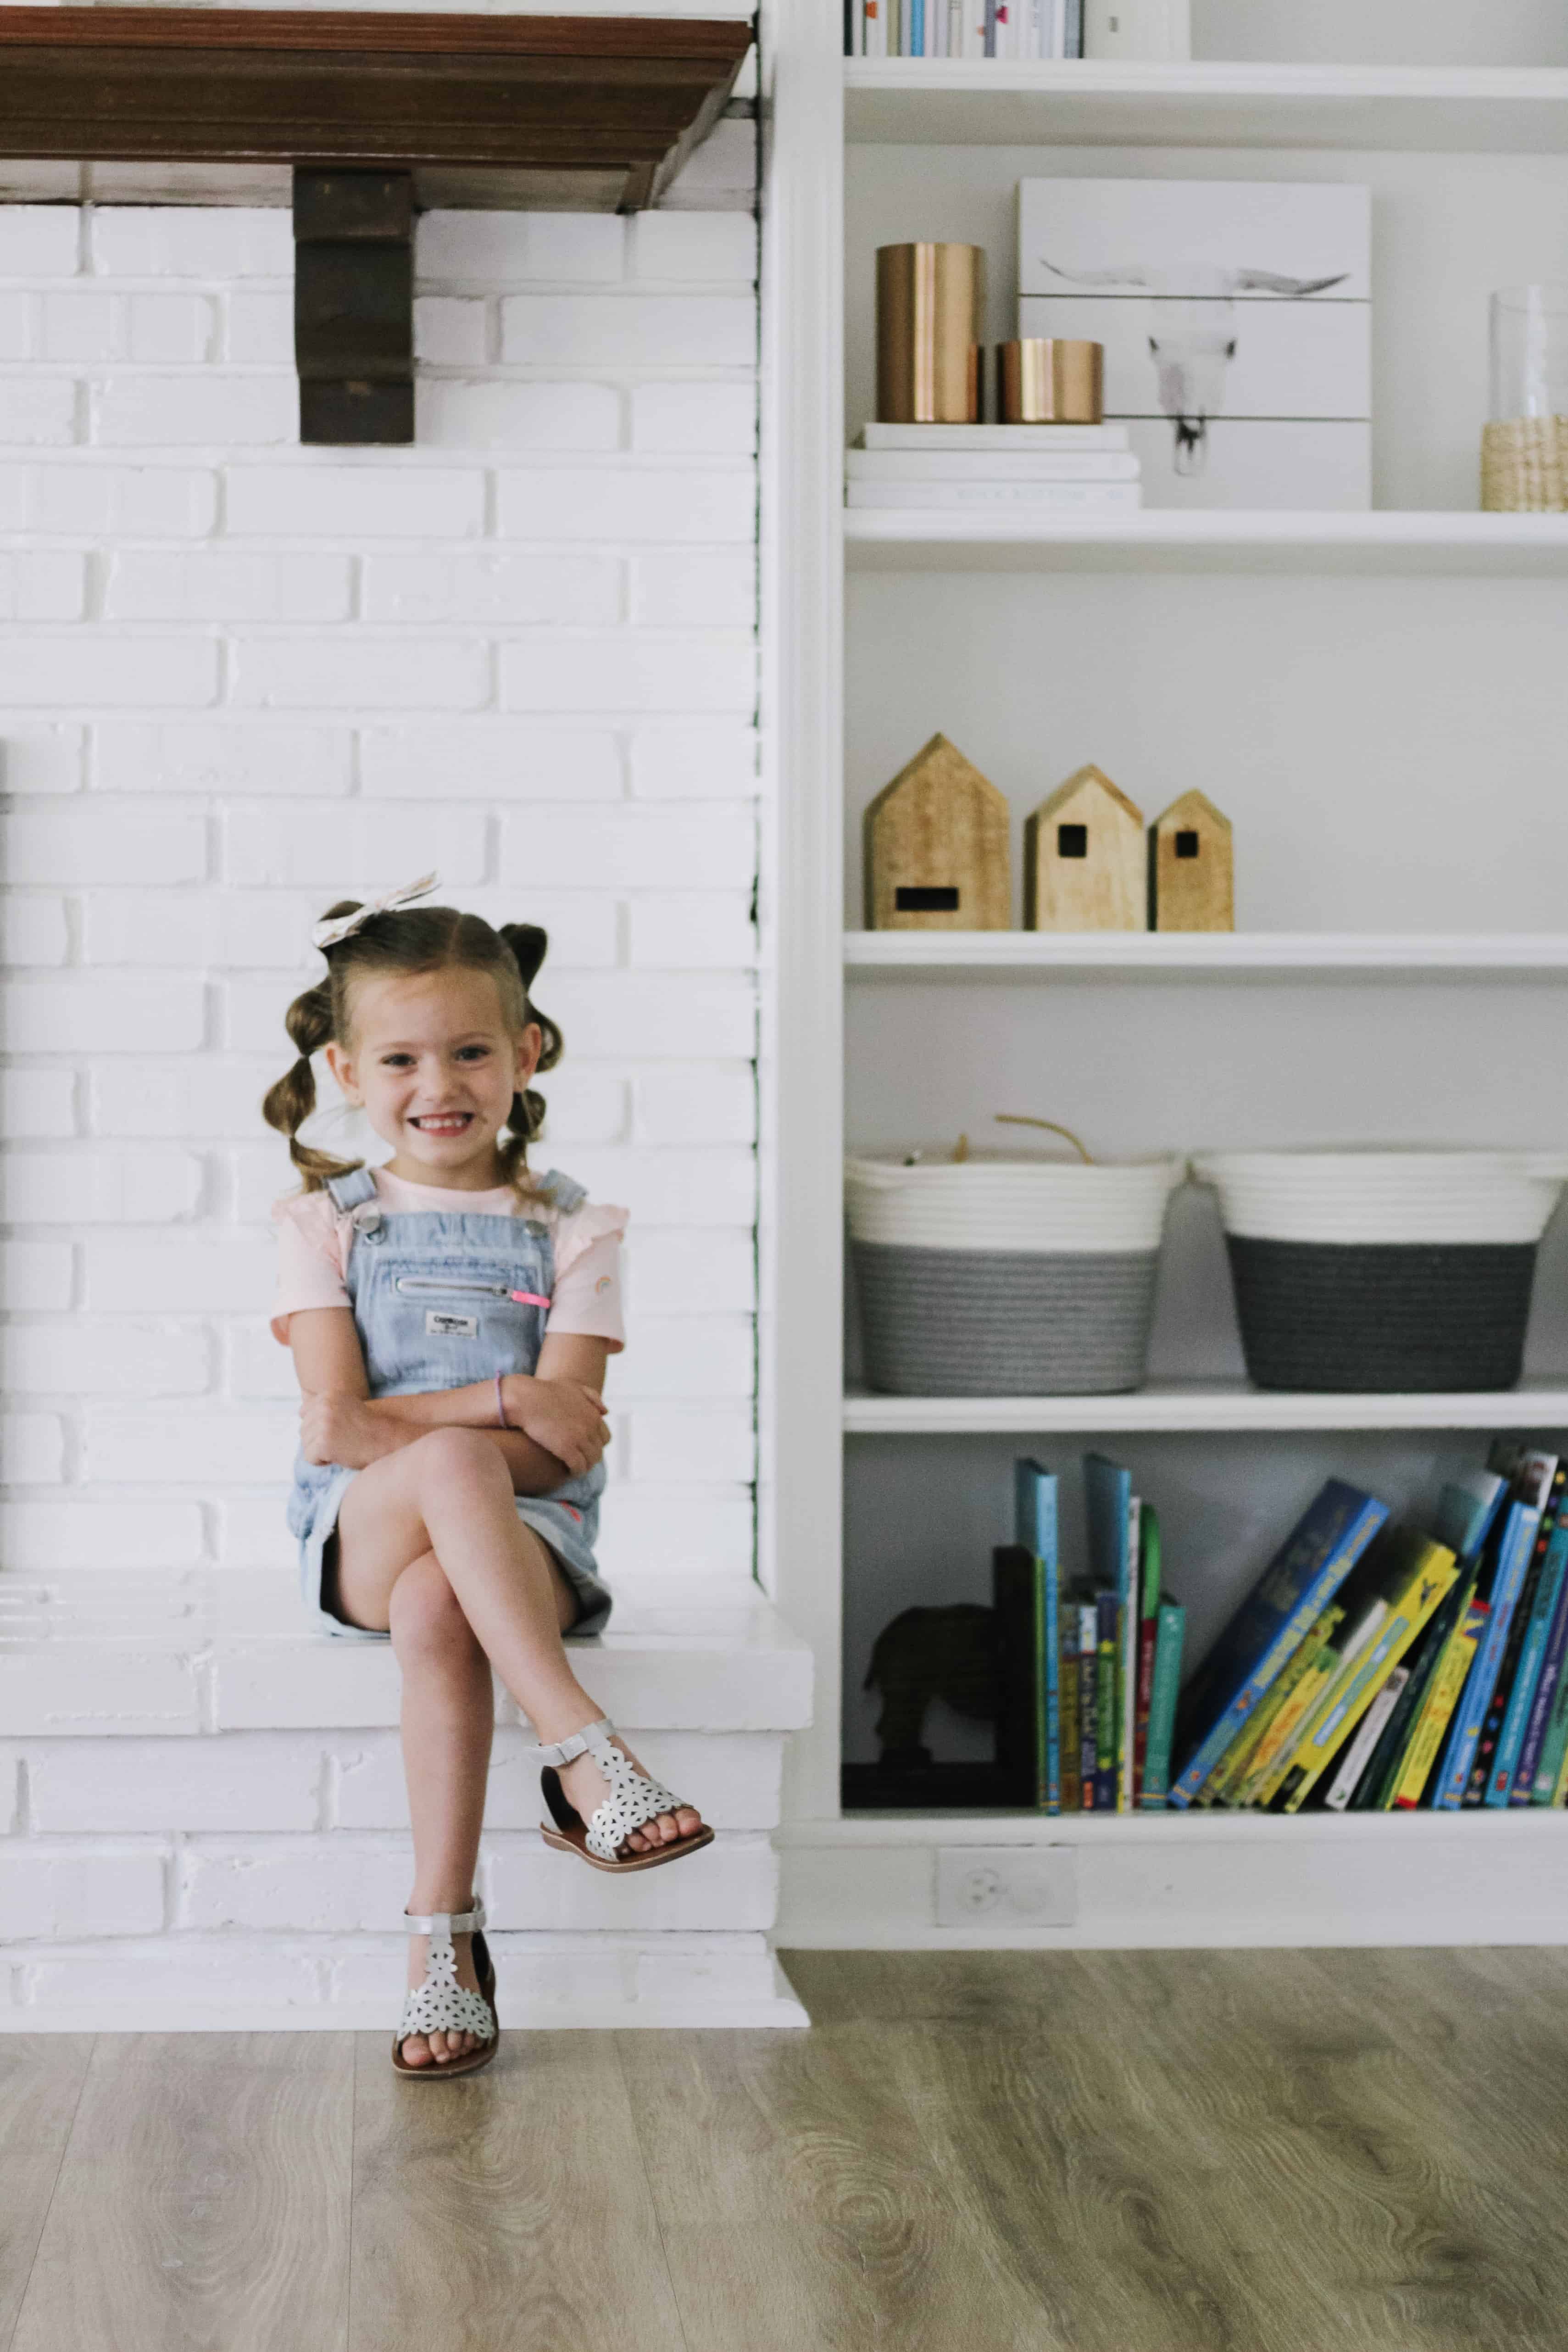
left=1190, top=1148, right=1568, bottom=1247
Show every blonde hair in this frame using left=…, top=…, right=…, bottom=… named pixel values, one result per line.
left=262, top=902, right=561, bottom=1195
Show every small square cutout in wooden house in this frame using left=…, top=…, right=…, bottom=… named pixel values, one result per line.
left=1024, top=764, right=1145, bottom=931
left=863, top=733, right=1011, bottom=930
left=1148, top=789, right=1234, bottom=931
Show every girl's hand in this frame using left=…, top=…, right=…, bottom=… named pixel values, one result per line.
left=300, top=1392, right=398, bottom=1471
left=501, top=1374, right=609, bottom=1478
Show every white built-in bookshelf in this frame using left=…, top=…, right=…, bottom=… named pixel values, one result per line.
left=762, top=0, right=1568, bottom=1950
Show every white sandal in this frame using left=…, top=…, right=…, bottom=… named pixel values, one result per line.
left=527, top=1716, right=715, bottom=1873
left=391, top=1897, right=499, bottom=2079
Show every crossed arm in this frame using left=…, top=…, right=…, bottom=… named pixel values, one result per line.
left=287, top=1307, right=612, bottom=1488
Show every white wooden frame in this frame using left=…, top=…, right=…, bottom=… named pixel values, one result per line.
left=761, top=24, right=1568, bottom=1945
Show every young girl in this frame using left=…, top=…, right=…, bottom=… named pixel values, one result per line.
left=265, top=876, right=710, bottom=2082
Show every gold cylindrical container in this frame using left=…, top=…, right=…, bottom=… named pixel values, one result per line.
left=997, top=338, right=1104, bottom=424
left=876, top=243, right=985, bottom=424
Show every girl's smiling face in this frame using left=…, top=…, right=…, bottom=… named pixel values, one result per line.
left=323, top=965, right=541, bottom=1190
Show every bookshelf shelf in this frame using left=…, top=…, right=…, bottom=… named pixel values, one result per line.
left=843, top=60, right=1568, bottom=152
left=795, top=1806, right=1568, bottom=1841
left=845, top=930, right=1568, bottom=976
left=844, top=1382, right=1568, bottom=1434
left=844, top=510, right=1568, bottom=575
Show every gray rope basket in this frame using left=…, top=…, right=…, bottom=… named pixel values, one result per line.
left=852, top=1240, right=1161, bottom=1395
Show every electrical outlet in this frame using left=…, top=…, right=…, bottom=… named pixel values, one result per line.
left=935, top=1846, right=1079, bottom=1930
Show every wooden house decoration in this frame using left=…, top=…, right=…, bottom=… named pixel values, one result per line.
left=864, top=733, right=1011, bottom=930
left=1024, top=764, right=1145, bottom=931
left=1148, top=789, right=1234, bottom=931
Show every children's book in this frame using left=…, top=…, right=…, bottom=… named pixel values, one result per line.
left=1531, top=1602, right=1568, bottom=1802
left=1515, top=1525, right=1568, bottom=1802
left=1139, top=1595, right=1184, bottom=1808
left=1391, top=1584, right=1488, bottom=1808
left=1077, top=1597, right=1099, bottom=1809
left=1120, top=1494, right=1141, bottom=1812
left=1275, top=1531, right=1459, bottom=1812
left=1094, top=1589, right=1118, bottom=1811
left=1084, top=1454, right=1135, bottom=1811
left=1433, top=1454, right=1553, bottom=1810
left=1464, top=1461, right=1565, bottom=1805
left=1206, top=1604, right=1345, bottom=1808
left=1349, top=1578, right=1467, bottom=1810
left=1133, top=1505, right=1161, bottom=1803
left=1375, top=1472, right=1505, bottom=1811
left=1169, top=1480, right=1389, bottom=1809
left=1250, top=1546, right=1396, bottom=1808
left=1014, top=1458, right=1061, bottom=1814
left=1059, top=1619, right=1082, bottom=1813
left=1490, top=1514, right=1568, bottom=1807
left=1324, top=1664, right=1409, bottom=1811
left=1248, top=1637, right=1347, bottom=1809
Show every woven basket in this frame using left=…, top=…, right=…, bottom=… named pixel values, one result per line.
left=1193, top=1149, right=1568, bottom=1393
left=1481, top=416, right=1568, bottom=512
left=847, top=1148, right=1183, bottom=1395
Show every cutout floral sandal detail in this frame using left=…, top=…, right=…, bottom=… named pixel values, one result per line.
left=392, top=1898, right=499, bottom=2079
left=528, top=1716, right=715, bottom=1873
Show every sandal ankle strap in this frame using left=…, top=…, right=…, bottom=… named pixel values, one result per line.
left=522, top=1716, right=616, bottom=1771
left=405, top=1897, right=485, bottom=1935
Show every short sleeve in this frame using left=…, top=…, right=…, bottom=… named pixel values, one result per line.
left=547, top=1204, right=627, bottom=1351
left=270, top=1191, right=352, bottom=1341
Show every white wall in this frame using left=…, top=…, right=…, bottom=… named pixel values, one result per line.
left=0, top=194, right=761, bottom=1635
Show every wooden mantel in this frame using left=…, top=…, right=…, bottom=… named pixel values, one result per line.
left=0, top=7, right=752, bottom=212
left=0, top=6, right=751, bottom=442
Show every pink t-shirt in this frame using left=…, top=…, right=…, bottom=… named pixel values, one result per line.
left=270, top=1167, right=627, bottom=1350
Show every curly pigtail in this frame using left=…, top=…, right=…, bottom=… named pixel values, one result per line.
left=496, top=922, right=563, bottom=1191
left=262, top=911, right=368, bottom=1192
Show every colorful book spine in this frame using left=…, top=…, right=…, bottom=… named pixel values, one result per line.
left=1324, top=1666, right=1409, bottom=1811
left=1139, top=1598, right=1184, bottom=1808
left=1351, top=1588, right=1463, bottom=1811
left=1512, top=1525, right=1568, bottom=1801
left=1489, top=1522, right=1568, bottom=1806
left=1207, top=1604, right=1345, bottom=1808
left=1169, top=1483, right=1389, bottom=1809
left=1134, top=1613, right=1158, bottom=1802
left=1077, top=1601, right=1098, bottom=1809
left=1391, top=1592, right=1488, bottom=1808
left=1434, top=1502, right=1541, bottom=1809
left=1532, top=1615, right=1568, bottom=1801
left=1249, top=1647, right=1342, bottom=1808
left=1464, top=1481, right=1560, bottom=1804
left=1278, top=1543, right=1458, bottom=1813
left=1094, top=1590, right=1118, bottom=1812
left=1118, top=1495, right=1141, bottom=1813
left=1059, top=1636, right=1081, bottom=1813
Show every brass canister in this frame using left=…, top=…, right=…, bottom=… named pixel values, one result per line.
left=997, top=338, right=1104, bottom=424
left=876, top=243, right=985, bottom=424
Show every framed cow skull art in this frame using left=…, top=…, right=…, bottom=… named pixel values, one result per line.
left=1018, top=178, right=1371, bottom=510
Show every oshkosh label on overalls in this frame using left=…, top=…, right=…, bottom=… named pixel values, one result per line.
left=425, top=1308, right=478, bottom=1339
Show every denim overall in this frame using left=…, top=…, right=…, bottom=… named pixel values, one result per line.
left=289, top=1165, right=612, bottom=1642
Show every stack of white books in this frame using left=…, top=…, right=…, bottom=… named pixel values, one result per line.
left=846, top=423, right=1143, bottom=514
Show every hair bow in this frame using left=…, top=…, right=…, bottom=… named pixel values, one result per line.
left=312, top=873, right=440, bottom=952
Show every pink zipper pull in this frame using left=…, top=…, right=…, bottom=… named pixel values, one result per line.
left=510, top=1290, right=551, bottom=1308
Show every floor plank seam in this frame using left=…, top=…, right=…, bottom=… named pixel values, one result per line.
left=5, top=2033, right=99, bottom=2352
left=612, top=2030, right=695, bottom=2352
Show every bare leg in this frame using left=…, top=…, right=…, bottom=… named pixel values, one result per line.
left=387, top=1553, right=495, bottom=2068
left=335, top=1428, right=704, bottom=1864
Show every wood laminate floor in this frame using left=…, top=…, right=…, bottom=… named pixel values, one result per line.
left=3, top=1946, right=1567, bottom=2352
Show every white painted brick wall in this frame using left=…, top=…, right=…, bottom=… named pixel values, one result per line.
left=0, top=188, right=769, bottom=2009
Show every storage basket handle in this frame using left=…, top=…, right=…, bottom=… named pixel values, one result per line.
left=994, top=1114, right=1094, bottom=1165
